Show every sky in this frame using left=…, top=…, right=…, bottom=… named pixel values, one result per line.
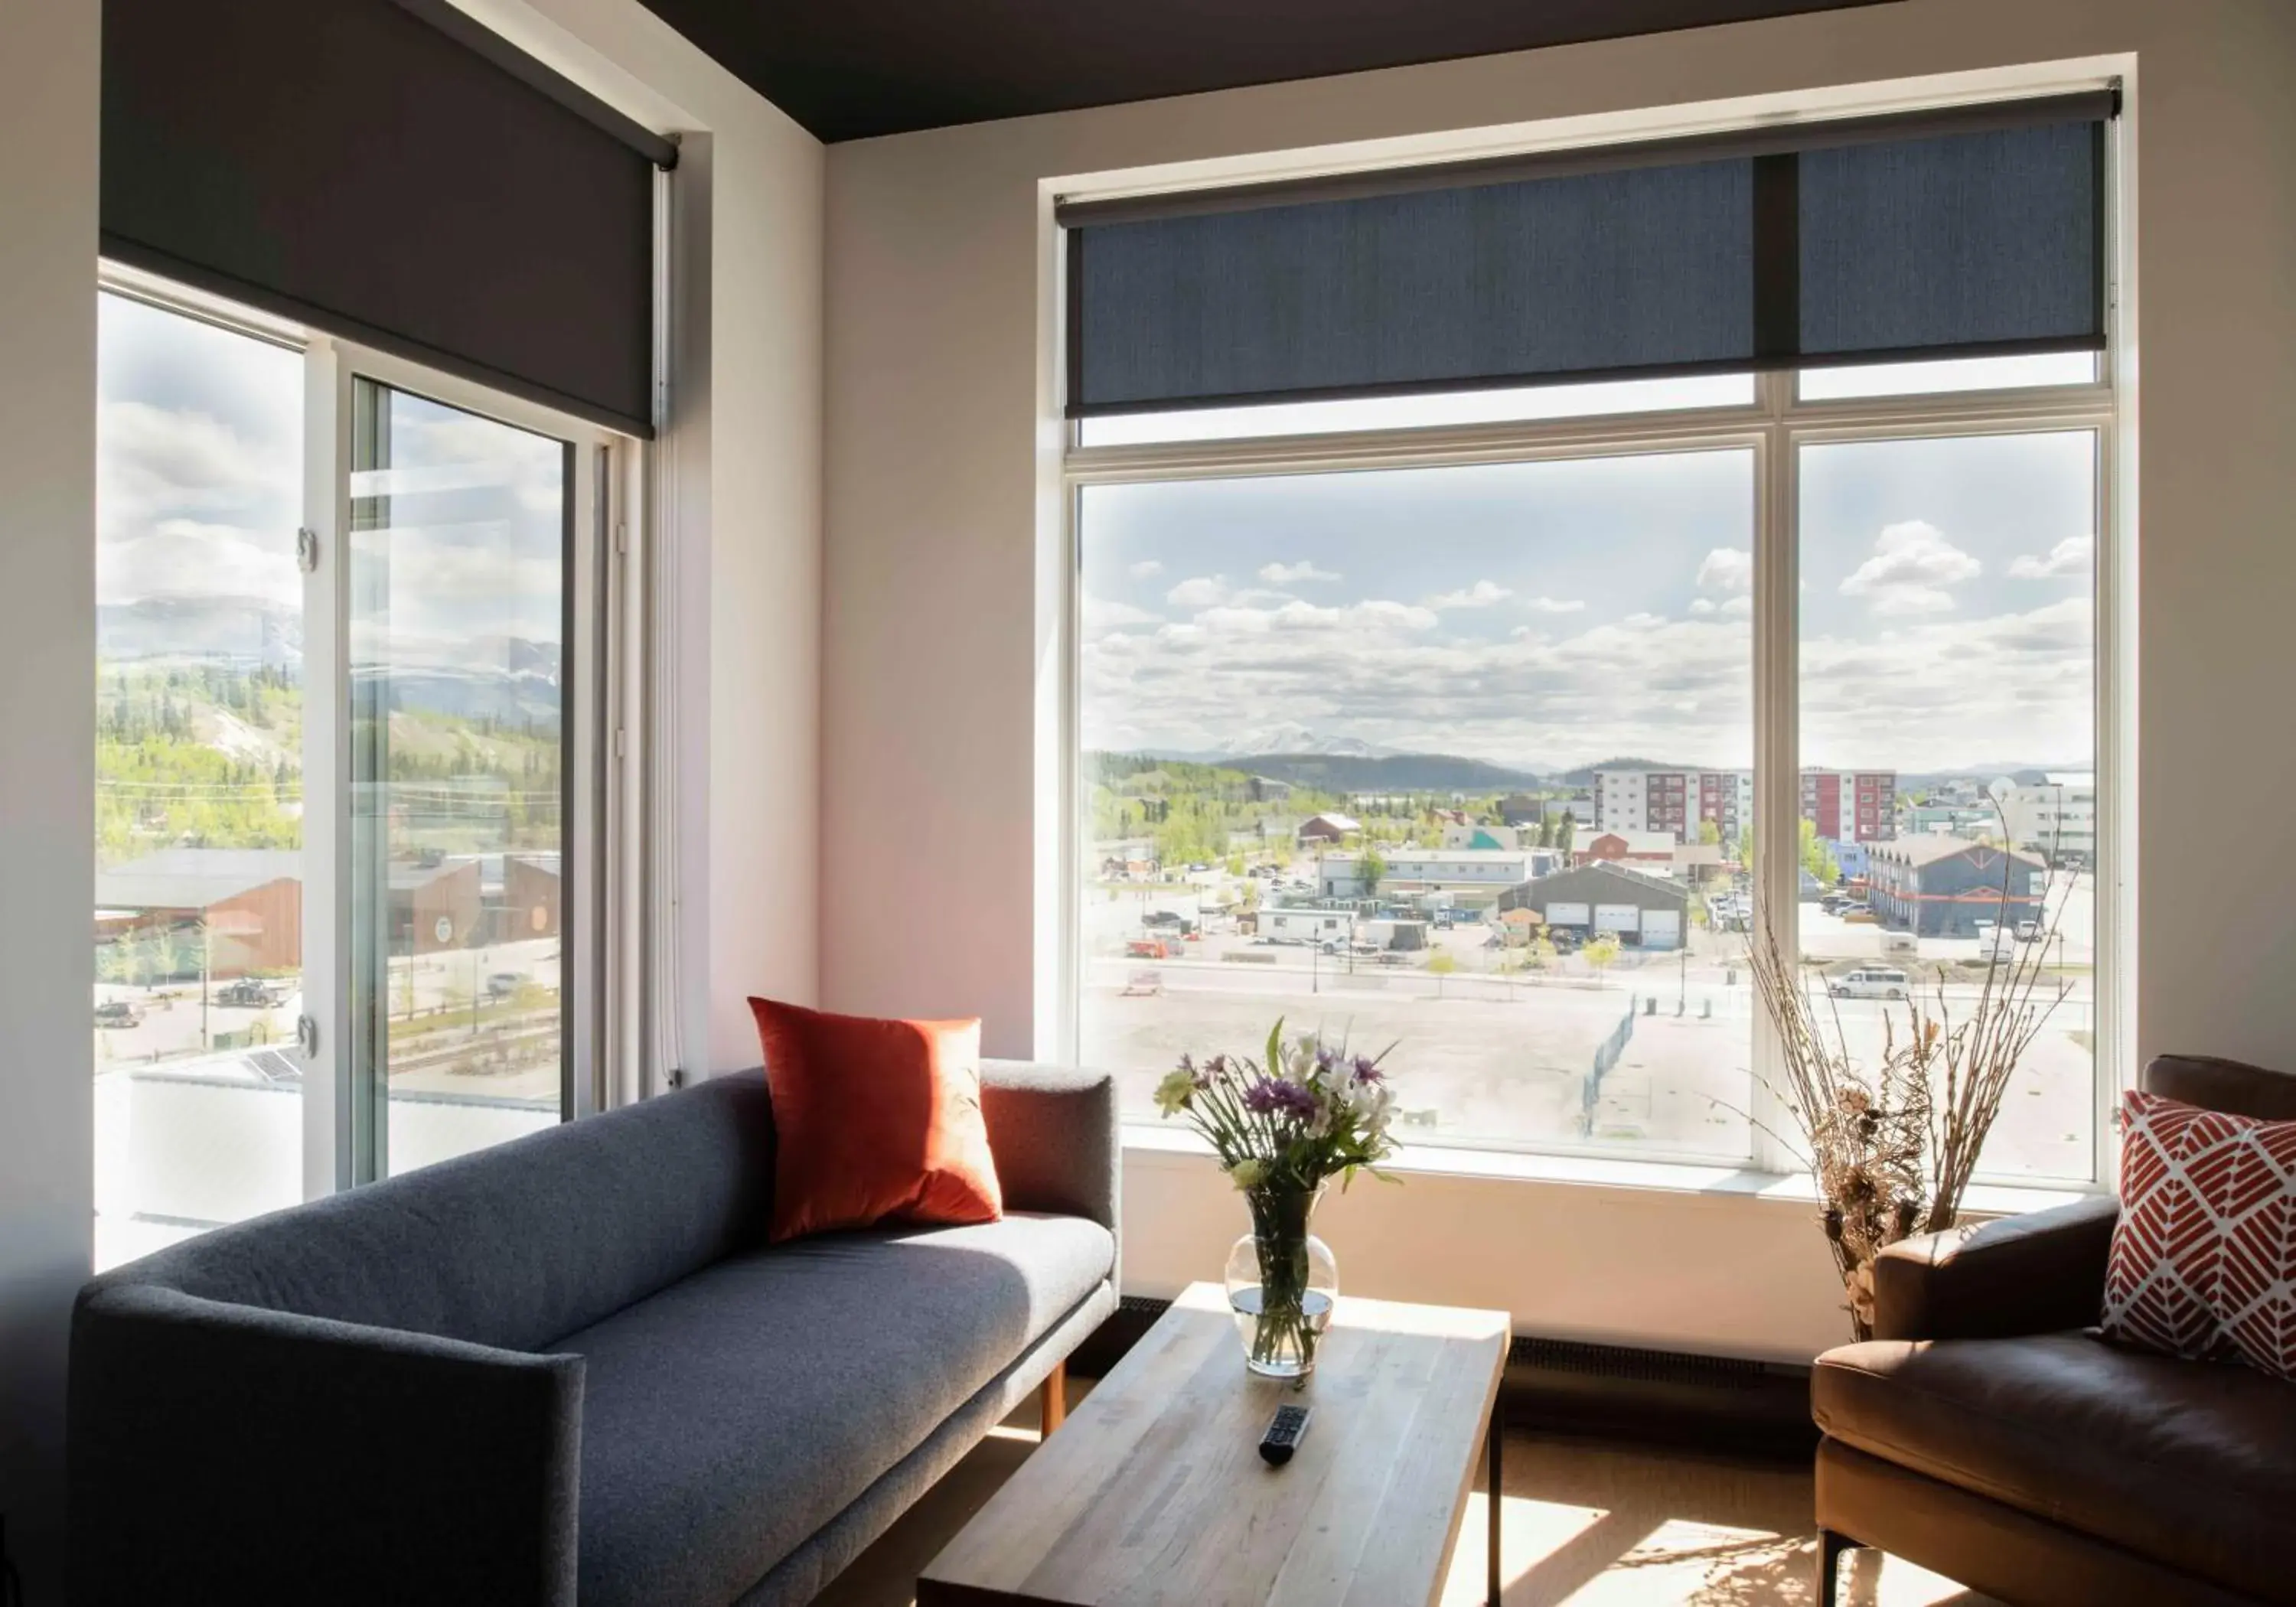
left=97, top=292, right=566, bottom=667
left=1081, top=395, right=2096, bottom=776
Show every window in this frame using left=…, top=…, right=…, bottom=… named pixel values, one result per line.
left=93, top=277, right=631, bottom=1268
left=1069, top=369, right=2118, bottom=1180
left=1077, top=447, right=1757, bottom=1160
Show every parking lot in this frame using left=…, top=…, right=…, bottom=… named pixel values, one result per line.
left=1081, top=872, right=2099, bottom=1179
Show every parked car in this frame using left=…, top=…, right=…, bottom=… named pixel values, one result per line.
left=216, top=979, right=282, bottom=1008
left=2016, top=920, right=2043, bottom=943
left=485, top=971, right=525, bottom=999
left=94, top=999, right=143, bottom=1028
left=1841, top=908, right=1879, bottom=926
left=1829, top=966, right=1911, bottom=1001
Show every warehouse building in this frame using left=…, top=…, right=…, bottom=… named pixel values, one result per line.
left=1867, top=836, right=2047, bottom=937
left=1495, top=861, right=1688, bottom=950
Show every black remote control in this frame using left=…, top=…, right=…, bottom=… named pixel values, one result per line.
left=1258, top=1403, right=1311, bottom=1466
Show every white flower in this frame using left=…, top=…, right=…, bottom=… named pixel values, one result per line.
left=1229, top=1158, right=1267, bottom=1190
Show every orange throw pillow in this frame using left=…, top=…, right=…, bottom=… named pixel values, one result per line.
left=748, top=999, right=1002, bottom=1244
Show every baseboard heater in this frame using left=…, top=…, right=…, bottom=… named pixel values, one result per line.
left=1068, top=1296, right=1816, bottom=1458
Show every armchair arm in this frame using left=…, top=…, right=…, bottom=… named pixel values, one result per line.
left=1870, top=1193, right=2120, bottom=1341
left=980, top=1060, right=1120, bottom=1245
left=70, top=1283, right=583, bottom=1607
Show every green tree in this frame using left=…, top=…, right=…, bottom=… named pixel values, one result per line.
left=1555, top=814, right=1577, bottom=856
left=1426, top=949, right=1458, bottom=997
left=1357, top=848, right=1386, bottom=900
left=1800, top=817, right=1841, bottom=887
left=1583, top=935, right=1621, bottom=981
left=1698, top=819, right=1721, bottom=846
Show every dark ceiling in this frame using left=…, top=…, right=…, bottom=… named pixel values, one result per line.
left=636, top=1, right=1898, bottom=143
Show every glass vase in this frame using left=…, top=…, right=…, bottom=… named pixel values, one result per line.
left=1224, top=1184, right=1338, bottom=1382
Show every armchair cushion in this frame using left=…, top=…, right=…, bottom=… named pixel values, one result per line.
left=1870, top=1194, right=2120, bottom=1343
left=1813, top=1332, right=2296, bottom=1605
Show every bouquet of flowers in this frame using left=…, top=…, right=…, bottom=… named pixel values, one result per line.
left=1155, top=1021, right=1399, bottom=1378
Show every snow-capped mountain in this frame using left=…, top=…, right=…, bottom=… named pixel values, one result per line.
left=1206, top=723, right=1391, bottom=759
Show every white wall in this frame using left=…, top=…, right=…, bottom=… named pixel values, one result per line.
left=822, top=0, right=2296, bottom=1358
left=462, top=0, right=827, bottom=1071
left=0, top=0, right=98, bottom=1589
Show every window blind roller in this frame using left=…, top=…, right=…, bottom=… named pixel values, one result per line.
left=103, top=0, right=671, bottom=438
left=1062, top=93, right=2113, bottom=419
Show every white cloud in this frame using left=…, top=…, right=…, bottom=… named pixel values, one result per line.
left=1165, top=575, right=1230, bottom=608
left=1697, top=547, right=1753, bottom=594
left=1690, top=596, right=1753, bottom=618
left=1523, top=596, right=1587, bottom=615
left=1839, top=520, right=1981, bottom=615
left=99, top=521, right=300, bottom=609
left=1259, top=560, right=1341, bottom=585
left=1128, top=559, right=1163, bottom=580
left=2007, top=535, right=2094, bottom=579
left=1424, top=579, right=1513, bottom=610
left=1081, top=595, right=1161, bottom=632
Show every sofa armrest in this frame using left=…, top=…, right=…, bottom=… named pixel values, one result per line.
left=70, top=1282, right=583, bottom=1607
left=980, top=1061, right=1120, bottom=1246
left=1869, top=1193, right=2120, bottom=1342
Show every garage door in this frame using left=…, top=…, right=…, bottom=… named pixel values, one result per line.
left=1546, top=901, right=1590, bottom=927
left=1594, top=903, right=1640, bottom=934
left=1641, top=910, right=1681, bottom=949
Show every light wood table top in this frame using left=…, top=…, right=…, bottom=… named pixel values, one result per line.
left=918, top=1281, right=1511, bottom=1607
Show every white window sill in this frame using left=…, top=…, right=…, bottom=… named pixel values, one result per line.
left=1118, top=1122, right=2095, bottom=1217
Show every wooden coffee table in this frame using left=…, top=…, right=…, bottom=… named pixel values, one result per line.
left=919, top=1282, right=1511, bottom=1606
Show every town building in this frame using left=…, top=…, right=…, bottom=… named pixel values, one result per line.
left=1802, top=768, right=1898, bottom=843
left=94, top=848, right=302, bottom=979
left=1257, top=907, right=1353, bottom=945
left=1994, top=772, right=2096, bottom=865
left=1440, top=823, right=1522, bottom=851
left=1317, top=848, right=1547, bottom=900
left=1574, top=830, right=1677, bottom=868
left=1594, top=766, right=1753, bottom=843
left=1495, top=861, right=1689, bottom=950
left=1867, top=835, right=2047, bottom=937
left=1294, top=813, right=1360, bottom=846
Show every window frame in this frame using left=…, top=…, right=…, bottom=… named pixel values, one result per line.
left=95, top=262, right=651, bottom=1213
left=1058, top=317, right=2122, bottom=1188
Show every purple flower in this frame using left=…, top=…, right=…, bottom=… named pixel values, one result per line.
left=1352, top=1056, right=1383, bottom=1084
left=1244, top=1077, right=1319, bottom=1120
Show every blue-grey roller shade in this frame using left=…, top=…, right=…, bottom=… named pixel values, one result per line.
left=1063, top=94, right=2112, bottom=418
left=103, top=0, right=671, bottom=438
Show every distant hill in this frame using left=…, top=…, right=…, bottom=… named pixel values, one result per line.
left=1186, top=751, right=1544, bottom=794
left=1557, top=756, right=1686, bottom=787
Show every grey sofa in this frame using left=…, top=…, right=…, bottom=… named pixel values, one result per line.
left=68, top=1061, right=1119, bottom=1606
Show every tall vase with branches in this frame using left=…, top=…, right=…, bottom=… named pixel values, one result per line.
left=1746, top=815, right=2076, bottom=1338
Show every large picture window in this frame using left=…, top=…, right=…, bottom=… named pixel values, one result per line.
left=1069, top=350, right=2117, bottom=1183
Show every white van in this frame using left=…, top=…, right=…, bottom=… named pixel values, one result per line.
left=1829, top=966, right=1911, bottom=1001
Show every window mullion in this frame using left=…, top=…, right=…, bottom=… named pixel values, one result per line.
left=1750, top=375, right=1802, bottom=1174
left=299, top=337, right=351, bottom=1199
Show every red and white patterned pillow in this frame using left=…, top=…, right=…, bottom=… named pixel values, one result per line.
left=2102, top=1089, right=2296, bottom=1380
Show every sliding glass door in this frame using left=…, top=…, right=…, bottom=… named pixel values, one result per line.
left=94, top=273, right=631, bottom=1266
left=347, top=379, right=576, bottom=1179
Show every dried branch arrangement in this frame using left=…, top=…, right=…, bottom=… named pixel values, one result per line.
left=1746, top=834, right=2076, bottom=1338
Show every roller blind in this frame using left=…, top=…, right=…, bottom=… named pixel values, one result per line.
left=1062, top=93, right=2113, bottom=419
left=103, top=0, right=671, bottom=438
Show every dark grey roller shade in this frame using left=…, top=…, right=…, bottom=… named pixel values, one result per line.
left=103, top=0, right=669, bottom=438
left=1062, top=93, right=2113, bottom=418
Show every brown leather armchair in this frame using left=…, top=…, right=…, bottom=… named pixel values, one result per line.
left=1812, top=1055, right=2296, bottom=1607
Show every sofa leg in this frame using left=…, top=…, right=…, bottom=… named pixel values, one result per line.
left=1817, top=1527, right=1854, bottom=1607
left=1041, top=1360, right=1068, bottom=1438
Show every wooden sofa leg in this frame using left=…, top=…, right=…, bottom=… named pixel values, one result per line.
left=1041, top=1360, right=1067, bottom=1438
left=1817, top=1527, right=1854, bottom=1607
